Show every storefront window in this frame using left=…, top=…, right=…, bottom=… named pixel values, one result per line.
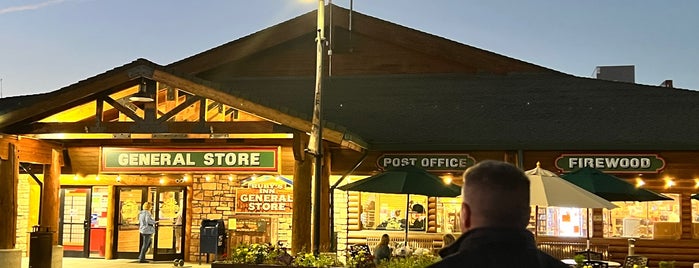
left=690, top=197, right=699, bottom=238
left=536, top=207, right=588, bottom=237
left=359, top=193, right=427, bottom=231
left=436, top=197, right=461, bottom=233
left=603, top=193, right=680, bottom=239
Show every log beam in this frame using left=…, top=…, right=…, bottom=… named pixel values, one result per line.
left=0, top=144, right=18, bottom=249
left=292, top=155, right=312, bottom=253
left=40, top=149, right=61, bottom=245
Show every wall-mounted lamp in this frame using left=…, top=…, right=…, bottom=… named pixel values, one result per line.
left=129, top=78, right=154, bottom=102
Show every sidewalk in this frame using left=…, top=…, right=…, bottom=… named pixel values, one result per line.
left=21, top=257, right=213, bottom=268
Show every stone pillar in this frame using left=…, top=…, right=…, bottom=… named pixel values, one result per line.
left=0, top=144, right=20, bottom=267
left=41, top=149, right=61, bottom=245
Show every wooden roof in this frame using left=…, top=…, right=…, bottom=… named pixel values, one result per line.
left=0, top=59, right=366, bottom=151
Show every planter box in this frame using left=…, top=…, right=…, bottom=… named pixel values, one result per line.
left=211, top=264, right=289, bottom=268
left=211, top=264, right=343, bottom=268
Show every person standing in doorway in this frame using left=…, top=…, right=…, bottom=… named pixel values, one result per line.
left=428, top=160, right=567, bottom=268
left=138, top=202, right=157, bottom=263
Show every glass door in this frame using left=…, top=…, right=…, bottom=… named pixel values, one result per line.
left=59, top=187, right=91, bottom=258
left=152, top=187, right=186, bottom=261
left=114, top=187, right=147, bottom=259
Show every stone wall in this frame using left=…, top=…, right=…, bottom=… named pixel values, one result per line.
left=16, top=177, right=30, bottom=255
left=189, top=174, right=241, bottom=261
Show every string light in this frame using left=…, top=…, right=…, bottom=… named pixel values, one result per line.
left=116, top=175, right=121, bottom=183
left=635, top=178, right=645, bottom=187
left=228, top=175, right=234, bottom=182
left=664, top=177, right=675, bottom=188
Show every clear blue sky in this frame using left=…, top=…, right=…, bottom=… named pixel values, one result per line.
left=1, top=0, right=697, bottom=97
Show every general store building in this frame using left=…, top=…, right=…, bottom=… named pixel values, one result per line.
left=2, top=4, right=699, bottom=267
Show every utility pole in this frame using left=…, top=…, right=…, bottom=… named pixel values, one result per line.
left=307, top=0, right=326, bottom=255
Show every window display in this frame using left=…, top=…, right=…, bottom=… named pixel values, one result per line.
left=603, top=193, right=680, bottom=239
left=691, top=197, right=699, bottom=238
left=536, top=207, right=588, bottom=237
left=436, top=197, right=461, bottom=233
left=359, top=193, right=427, bottom=231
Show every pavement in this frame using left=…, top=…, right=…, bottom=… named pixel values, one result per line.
left=21, top=257, right=214, bottom=268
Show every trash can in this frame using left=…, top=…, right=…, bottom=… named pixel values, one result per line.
left=29, top=226, right=53, bottom=268
left=199, top=219, right=226, bottom=263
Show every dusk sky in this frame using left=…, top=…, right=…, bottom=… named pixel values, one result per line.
left=1, top=0, right=697, bottom=97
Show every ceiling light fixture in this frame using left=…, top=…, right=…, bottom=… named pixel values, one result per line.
left=128, top=78, right=154, bottom=102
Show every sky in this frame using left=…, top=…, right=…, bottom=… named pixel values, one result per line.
left=1, top=0, right=698, bottom=98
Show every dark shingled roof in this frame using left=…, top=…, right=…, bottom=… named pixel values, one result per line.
left=217, top=72, right=699, bottom=151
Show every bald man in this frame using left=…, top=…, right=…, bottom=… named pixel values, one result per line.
left=429, top=160, right=567, bottom=268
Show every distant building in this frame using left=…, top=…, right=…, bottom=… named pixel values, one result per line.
left=595, top=65, right=635, bottom=83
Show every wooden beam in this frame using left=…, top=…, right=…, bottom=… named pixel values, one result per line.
left=13, top=121, right=277, bottom=134
left=151, top=69, right=365, bottom=151
left=0, top=65, right=145, bottom=129
left=0, top=143, right=18, bottom=249
left=320, top=147, right=331, bottom=251
left=155, top=95, right=201, bottom=123
left=103, top=96, right=143, bottom=122
left=41, top=148, right=62, bottom=245
left=292, top=156, right=312, bottom=253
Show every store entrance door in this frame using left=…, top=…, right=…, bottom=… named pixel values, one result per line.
left=151, top=187, right=186, bottom=261
left=114, top=187, right=147, bottom=259
left=59, top=187, right=92, bottom=258
left=113, top=186, right=185, bottom=261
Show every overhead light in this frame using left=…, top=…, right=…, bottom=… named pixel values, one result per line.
left=129, top=78, right=154, bottom=102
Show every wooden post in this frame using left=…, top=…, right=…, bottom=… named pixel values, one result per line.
left=0, top=144, right=18, bottom=249
left=41, top=149, right=61, bottom=245
left=319, top=148, right=331, bottom=251
left=292, top=132, right=312, bottom=253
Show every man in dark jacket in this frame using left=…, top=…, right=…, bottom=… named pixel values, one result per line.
left=428, top=160, right=567, bottom=268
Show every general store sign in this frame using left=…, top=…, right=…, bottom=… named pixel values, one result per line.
left=235, top=184, right=293, bottom=214
left=377, top=153, right=476, bottom=172
left=555, top=154, right=665, bottom=173
left=101, top=147, right=279, bottom=172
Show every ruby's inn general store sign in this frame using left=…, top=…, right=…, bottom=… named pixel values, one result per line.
left=101, top=147, right=279, bottom=172
left=236, top=176, right=293, bottom=214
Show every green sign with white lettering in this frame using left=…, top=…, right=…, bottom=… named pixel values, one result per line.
left=101, top=147, right=279, bottom=172
left=555, top=154, right=665, bottom=173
